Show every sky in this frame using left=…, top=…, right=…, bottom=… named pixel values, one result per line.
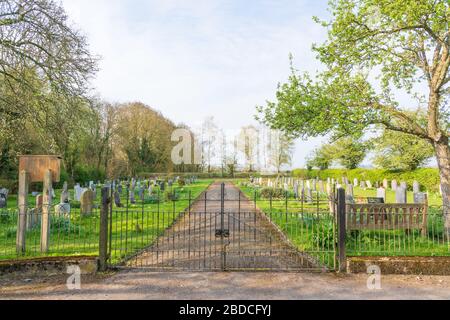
left=60, top=0, right=334, bottom=168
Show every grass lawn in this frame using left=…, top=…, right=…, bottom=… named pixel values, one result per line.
left=0, top=179, right=213, bottom=262
left=237, top=181, right=450, bottom=266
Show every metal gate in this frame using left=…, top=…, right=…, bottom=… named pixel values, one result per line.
left=106, top=183, right=338, bottom=272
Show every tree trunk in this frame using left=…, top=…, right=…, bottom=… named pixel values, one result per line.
left=434, top=138, right=450, bottom=235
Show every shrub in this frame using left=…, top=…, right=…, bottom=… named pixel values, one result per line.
left=260, top=188, right=289, bottom=199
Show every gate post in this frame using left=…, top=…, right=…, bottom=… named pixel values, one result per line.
left=337, top=188, right=347, bottom=273
left=99, top=187, right=110, bottom=271
left=16, top=170, right=30, bottom=254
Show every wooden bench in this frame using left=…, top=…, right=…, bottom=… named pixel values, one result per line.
left=346, top=203, right=428, bottom=236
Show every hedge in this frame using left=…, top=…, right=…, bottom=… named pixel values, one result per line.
left=291, top=168, right=441, bottom=193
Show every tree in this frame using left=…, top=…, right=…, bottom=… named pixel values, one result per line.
left=238, top=125, right=259, bottom=172
left=258, top=0, right=450, bottom=228
left=267, top=130, right=295, bottom=173
left=329, top=137, right=367, bottom=169
left=373, top=129, right=434, bottom=170
left=306, top=146, right=334, bottom=170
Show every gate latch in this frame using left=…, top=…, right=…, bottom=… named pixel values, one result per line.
left=215, top=229, right=230, bottom=238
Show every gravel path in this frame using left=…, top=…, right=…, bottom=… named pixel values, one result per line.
left=127, top=182, right=319, bottom=271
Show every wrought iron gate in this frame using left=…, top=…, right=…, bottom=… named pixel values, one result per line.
left=106, top=183, right=337, bottom=272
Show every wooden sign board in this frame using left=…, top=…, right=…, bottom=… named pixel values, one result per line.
left=19, top=155, right=62, bottom=183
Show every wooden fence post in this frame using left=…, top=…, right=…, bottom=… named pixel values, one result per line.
left=99, top=187, right=110, bottom=271
left=16, top=170, right=30, bottom=254
left=337, top=188, right=347, bottom=273
left=40, top=170, right=53, bottom=253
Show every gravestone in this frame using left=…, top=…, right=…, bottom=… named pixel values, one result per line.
left=284, top=183, right=289, bottom=191
left=400, top=181, right=407, bottom=190
left=391, top=180, right=398, bottom=191
left=360, top=181, right=366, bottom=189
left=354, top=178, right=359, bottom=187
left=306, top=188, right=313, bottom=203
left=0, top=188, right=8, bottom=208
left=160, top=181, right=166, bottom=192
left=366, top=181, right=373, bottom=189
left=413, top=181, right=420, bottom=194
left=377, top=188, right=386, bottom=203
left=80, top=189, right=94, bottom=215
left=55, top=203, right=71, bottom=216
left=414, top=192, right=427, bottom=204
left=60, top=182, right=69, bottom=204
left=318, top=180, right=325, bottom=193
left=306, top=180, right=311, bottom=190
left=346, top=184, right=354, bottom=197
left=114, top=191, right=123, bottom=208
left=395, top=187, right=407, bottom=204
left=74, top=184, right=83, bottom=201
left=326, top=183, right=332, bottom=195
left=294, top=182, right=299, bottom=199
left=383, top=179, right=389, bottom=189
left=148, top=184, right=153, bottom=196
left=346, top=195, right=355, bottom=204
left=138, top=187, right=145, bottom=201
left=368, top=197, right=384, bottom=204
left=130, top=189, right=136, bottom=204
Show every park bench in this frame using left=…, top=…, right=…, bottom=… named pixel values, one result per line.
left=346, top=203, right=428, bottom=236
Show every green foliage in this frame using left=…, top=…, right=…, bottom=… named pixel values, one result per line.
left=372, top=129, right=434, bottom=171
left=260, top=188, right=289, bottom=199
left=306, top=146, right=333, bottom=170
left=329, top=138, right=367, bottom=169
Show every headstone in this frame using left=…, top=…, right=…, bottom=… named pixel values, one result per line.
left=55, top=203, right=71, bottom=216
left=312, top=180, right=317, bottom=191
left=138, top=187, right=145, bottom=201
left=0, top=188, right=8, bottom=208
left=318, top=180, right=325, bottom=193
left=306, top=180, right=311, bottom=190
left=346, top=184, right=354, bottom=197
left=400, top=181, right=407, bottom=190
left=284, top=183, right=289, bottom=191
left=383, top=179, right=389, bottom=189
left=360, top=181, right=366, bottom=189
left=366, top=181, right=373, bottom=189
left=306, top=188, right=313, bottom=203
left=60, top=182, right=69, bottom=203
left=413, top=181, right=420, bottom=194
left=353, top=178, right=359, bottom=187
left=80, top=189, right=94, bottom=215
left=377, top=188, right=386, bottom=203
left=130, top=189, right=136, bottom=204
left=414, top=192, right=427, bottom=204
left=74, top=184, right=83, bottom=201
left=395, top=187, right=407, bottom=204
left=391, top=180, right=398, bottom=191
left=345, top=195, right=355, bottom=204
left=118, top=184, right=123, bottom=194
left=294, top=182, right=299, bottom=199
left=114, top=191, right=123, bottom=208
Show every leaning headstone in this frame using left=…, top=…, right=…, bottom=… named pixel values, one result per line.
left=414, top=192, right=427, bottom=204
left=80, top=189, right=94, bottom=215
left=395, top=187, right=407, bottom=204
left=383, top=179, right=389, bottom=189
left=413, top=181, right=420, bottom=194
left=391, top=180, right=398, bottom=191
left=377, top=188, right=386, bottom=203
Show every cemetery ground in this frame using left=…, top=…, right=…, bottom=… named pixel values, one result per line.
left=0, top=179, right=213, bottom=261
